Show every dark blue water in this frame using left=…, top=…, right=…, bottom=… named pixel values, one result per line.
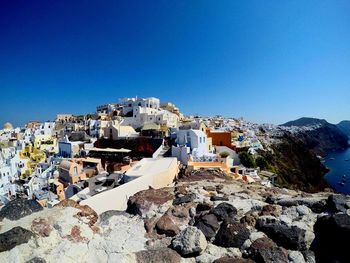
left=324, top=147, right=350, bottom=194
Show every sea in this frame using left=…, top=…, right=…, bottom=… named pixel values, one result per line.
left=324, top=147, right=350, bottom=194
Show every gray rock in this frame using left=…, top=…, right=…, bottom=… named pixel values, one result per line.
left=189, top=207, right=196, bottom=218
left=26, top=258, right=46, bottom=263
left=247, top=237, right=288, bottom=263
left=172, top=226, right=207, bottom=256
left=249, top=231, right=266, bottom=243
left=213, top=257, right=255, bottom=263
left=135, top=248, right=181, bottom=263
left=277, top=198, right=326, bottom=213
left=241, top=239, right=252, bottom=250
left=289, top=251, right=305, bottom=263
left=265, top=196, right=276, bottom=204
left=326, top=194, right=349, bottom=213
left=196, top=244, right=242, bottom=263
left=210, top=196, right=229, bottom=201
left=313, top=213, right=350, bottom=262
left=0, top=226, right=35, bottom=252
left=0, top=198, right=43, bottom=221
left=196, top=203, right=213, bottom=213
left=256, top=216, right=307, bottom=250
left=210, top=203, right=237, bottom=221
left=214, top=221, right=250, bottom=248
left=195, top=213, right=220, bottom=239
left=296, top=205, right=311, bottom=216
left=303, top=250, right=316, bottom=263
left=282, top=206, right=299, bottom=221
left=98, top=210, right=131, bottom=226
left=173, top=194, right=196, bottom=205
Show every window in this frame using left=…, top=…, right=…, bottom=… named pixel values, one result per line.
left=199, top=137, right=202, bottom=143
left=74, top=167, right=78, bottom=176
left=203, top=137, right=205, bottom=143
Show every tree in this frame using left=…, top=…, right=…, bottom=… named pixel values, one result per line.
left=256, top=156, right=268, bottom=170
left=239, top=151, right=256, bottom=168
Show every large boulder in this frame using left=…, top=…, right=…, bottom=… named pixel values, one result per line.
left=0, top=198, right=43, bottom=221
left=260, top=205, right=281, bottom=217
left=173, top=193, right=196, bottom=205
left=246, top=237, right=288, bottom=263
left=240, top=212, right=258, bottom=227
left=171, top=226, right=207, bottom=256
left=210, top=203, right=237, bottom=221
left=196, top=203, right=213, bottom=213
left=126, top=187, right=174, bottom=217
left=277, top=198, right=326, bottom=213
left=214, top=221, right=250, bottom=248
left=325, top=194, right=349, bottom=213
left=135, top=248, right=181, bottom=263
left=0, top=226, right=35, bottom=252
left=256, top=216, right=307, bottom=250
left=313, top=213, right=350, bottom=263
left=195, top=213, right=220, bottom=239
left=155, top=215, right=180, bottom=237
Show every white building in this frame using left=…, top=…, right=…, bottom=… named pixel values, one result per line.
left=172, top=129, right=211, bottom=164
left=34, top=122, right=55, bottom=136
left=120, top=97, right=160, bottom=115
left=0, top=147, right=21, bottom=197
left=88, top=120, right=108, bottom=138
left=119, top=97, right=179, bottom=129
left=96, top=103, right=118, bottom=114
left=58, top=136, right=84, bottom=158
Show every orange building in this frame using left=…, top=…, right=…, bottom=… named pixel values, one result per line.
left=206, top=129, right=235, bottom=149
left=56, top=157, right=103, bottom=200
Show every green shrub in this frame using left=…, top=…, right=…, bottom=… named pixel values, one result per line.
left=239, top=151, right=256, bottom=168
left=219, top=151, right=230, bottom=158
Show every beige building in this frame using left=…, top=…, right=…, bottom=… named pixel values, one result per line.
left=104, top=122, right=139, bottom=140
left=56, top=114, right=76, bottom=123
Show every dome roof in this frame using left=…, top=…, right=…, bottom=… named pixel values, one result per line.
left=3, top=122, right=13, bottom=130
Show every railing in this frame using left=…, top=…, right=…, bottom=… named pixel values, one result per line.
left=152, top=139, right=165, bottom=158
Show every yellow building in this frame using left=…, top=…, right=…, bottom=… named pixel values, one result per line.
left=19, top=145, right=46, bottom=178
left=34, top=134, right=58, bottom=153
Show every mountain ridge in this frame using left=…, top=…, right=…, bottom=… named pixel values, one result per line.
left=281, top=117, right=329, bottom=127
left=337, top=120, right=350, bottom=137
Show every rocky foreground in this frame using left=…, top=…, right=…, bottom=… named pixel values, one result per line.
left=1, top=176, right=350, bottom=263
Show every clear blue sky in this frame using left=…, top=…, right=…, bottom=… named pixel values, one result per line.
left=1, top=0, right=349, bottom=127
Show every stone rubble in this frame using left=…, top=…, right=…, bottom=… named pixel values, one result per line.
left=0, top=178, right=350, bottom=262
